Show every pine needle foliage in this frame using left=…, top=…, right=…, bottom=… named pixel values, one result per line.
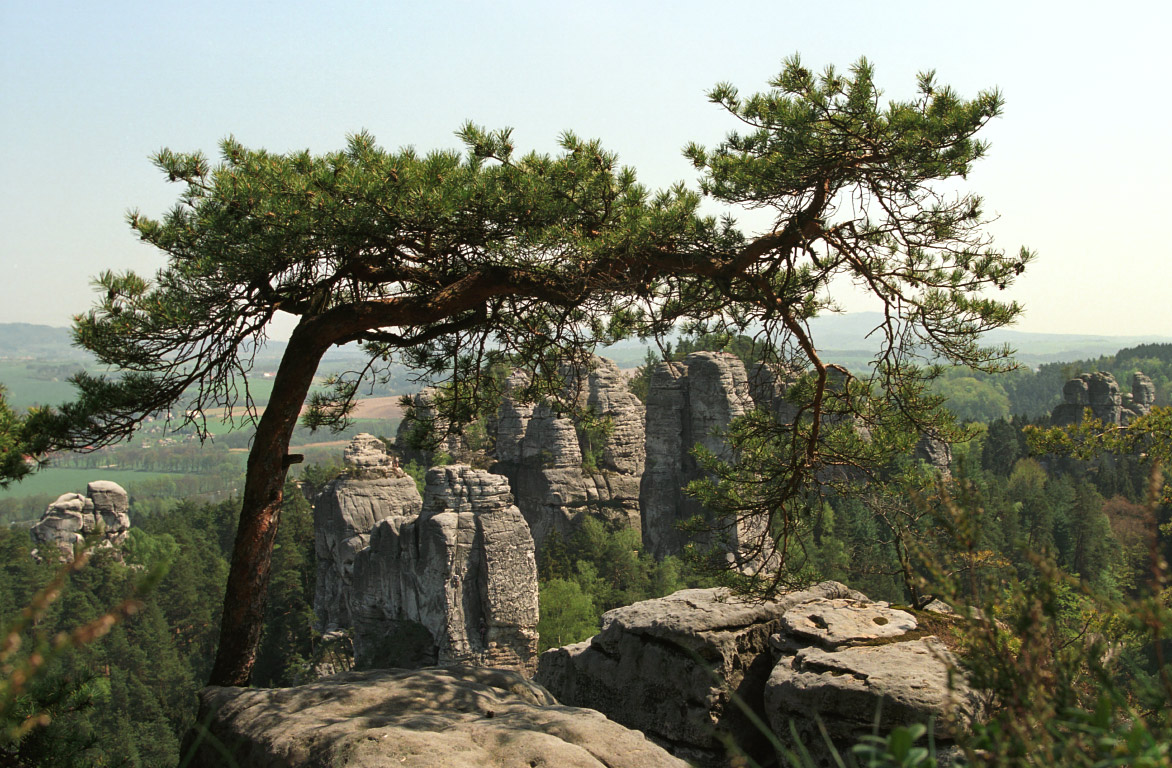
left=29, top=56, right=1029, bottom=684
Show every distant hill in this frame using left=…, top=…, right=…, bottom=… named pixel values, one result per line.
left=0, top=323, right=93, bottom=362
left=806, top=312, right=1172, bottom=368
left=600, top=313, right=1172, bottom=370
left=4, top=316, right=1170, bottom=372
left=0, top=323, right=375, bottom=368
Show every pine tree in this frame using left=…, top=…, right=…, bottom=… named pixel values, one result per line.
left=34, top=57, right=1030, bottom=683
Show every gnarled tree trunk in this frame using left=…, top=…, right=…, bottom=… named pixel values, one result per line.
left=208, top=320, right=330, bottom=687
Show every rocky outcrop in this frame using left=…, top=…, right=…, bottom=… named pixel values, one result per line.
left=313, top=434, right=423, bottom=632
left=493, top=357, right=645, bottom=548
left=640, top=352, right=756, bottom=559
left=30, top=480, right=131, bottom=559
left=915, top=434, right=953, bottom=477
left=349, top=465, right=539, bottom=674
left=1050, top=372, right=1120, bottom=426
left=1123, top=371, right=1156, bottom=424
left=182, top=666, right=688, bottom=768
left=537, top=584, right=982, bottom=767
left=1052, top=371, right=1157, bottom=427
left=765, top=598, right=984, bottom=763
left=537, top=582, right=857, bottom=765
left=395, top=387, right=470, bottom=467
left=1052, top=372, right=1122, bottom=426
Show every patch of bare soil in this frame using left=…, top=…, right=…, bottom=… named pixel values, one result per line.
left=350, top=396, right=406, bottom=421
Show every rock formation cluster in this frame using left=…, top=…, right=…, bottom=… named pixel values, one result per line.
left=766, top=597, right=981, bottom=764
left=349, top=465, right=540, bottom=673
left=640, top=351, right=756, bottom=558
left=1051, top=371, right=1155, bottom=426
left=314, top=435, right=539, bottom=675
left=313, top=350, right=961, bottom=684
left=380, top=351, right=952, bottom=567
left=183, top=666, right=687, bottom=768
left=314, top=434, right=423, bottom=631
left=30, top=480, right=131, bottom=560
left=492, top=357, right=645, bottom=547
left=536, top=583, right=984, bottom=767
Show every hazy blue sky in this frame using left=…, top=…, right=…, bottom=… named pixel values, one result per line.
left=2, top=1, right=1168, bottom=337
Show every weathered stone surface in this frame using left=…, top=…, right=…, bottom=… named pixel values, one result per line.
left=1122, top=371, right=1157, bottom=424
left=313, top=434, right=423, bottom=631
left=1052, top=372, right=1123, bottom=426
left=765, top=593, right=984, bottom=765
left=914, top=434, right=953, bottom=477
left=183, top=666, right=688, bottom=768
left=1132, top=371, right=1156, bottom=411
left=493, top=370, right=534, bottom=467
left=777, top=598, right=917, bottom=648
left=494, top=357, right=645, bottom=548
left=349, top=465, right=539, bottom=674
left=342, top=432, right=395, bottom=469
left=538, top=583, right=982, bottom=767
left=747, top=362, right=801, bottom=424
left=766, top=638, right=983, bottom=746
left=641, top=352, right=756, bottom=559
left=30, top=481, right=130, bottom=559
left=536, top=582, right=863, bottom=766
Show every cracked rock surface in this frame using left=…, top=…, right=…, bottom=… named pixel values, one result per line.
left=349, top=465, right=540, bottom=675
left=538, top=583, right=983, bottom=767
left=640, top=352, right=760, bottom=561
left=767, top=637, right=978, bottom=741
left=766, top=598, right=985, bottom=767
left=313, top=434, right=423, bottom=631
left=493, top=357, right=645, bottom=548
left=536, top=582, right=862, bottom=766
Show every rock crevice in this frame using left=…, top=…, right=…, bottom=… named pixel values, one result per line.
left=639, top=352, right=756, bottom=560
left=347, top=464, right=539, bottom=674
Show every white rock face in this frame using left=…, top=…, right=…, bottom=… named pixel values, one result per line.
left=640, top=351, right=757, bottom=559
left=313, top=434, right=423, bottom=631
left=30, top=481, right=131, bottom=559
left=493, top=357, right=645, bottom=548
left=778, top=597, right=918, bottom=647
left=348, top=465, right=540, bottom=675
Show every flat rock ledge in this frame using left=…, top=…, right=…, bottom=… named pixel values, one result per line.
left=181, top=666, right=687, bottom=768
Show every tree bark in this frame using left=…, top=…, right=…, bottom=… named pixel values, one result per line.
left=208, top=318, right=331, bottom=687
